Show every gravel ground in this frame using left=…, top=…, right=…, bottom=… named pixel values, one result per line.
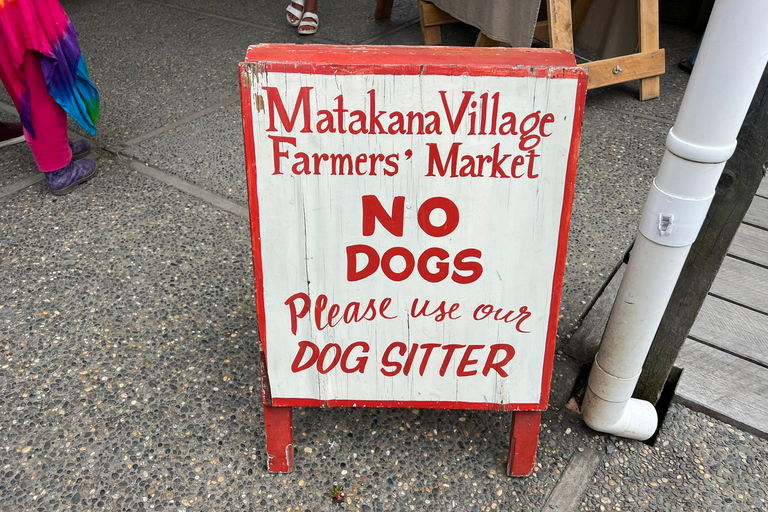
left=580, top=405, right=768, bottom=511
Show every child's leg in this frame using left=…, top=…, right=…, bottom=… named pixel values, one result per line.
left=20, top=51, right=72, bottom=172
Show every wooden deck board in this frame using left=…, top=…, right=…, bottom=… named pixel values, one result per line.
left=674, top=187, right=768, bottom=436
left=689, top=295, right=768, bottom=367
left=729, top=223, right=768, bottom=267
left=709, top=256, right=768, bottom=314
left=745, top=195, right=768, bottom=229
left=675, top=340, right=768, bottom=437
left=758, top=176, right=768, bottom=199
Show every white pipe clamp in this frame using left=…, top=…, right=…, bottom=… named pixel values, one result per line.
left=638, top=179, right=714, bottom=247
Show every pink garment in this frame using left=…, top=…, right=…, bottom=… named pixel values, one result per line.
left=0, top=51, right=71, bottom=172
left=0, top=0, right=99, bottom=137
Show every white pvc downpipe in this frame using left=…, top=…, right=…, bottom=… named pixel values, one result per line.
left=582, top=0, right=768, bottom=440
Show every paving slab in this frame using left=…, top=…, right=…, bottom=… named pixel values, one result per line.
left=0, top=153, right=606, bottom=511
left=124, top=102, right=248, bottom=205
left=60, top=0, right=287, bottom=147
left=0, top=144, right=39, bottom=190
left=0, top=108, right=39, bottom=188
left=143, top=0, right=420, bottom=45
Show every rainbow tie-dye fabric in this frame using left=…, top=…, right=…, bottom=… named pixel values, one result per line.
left=0, top=0, right=99, bottom=136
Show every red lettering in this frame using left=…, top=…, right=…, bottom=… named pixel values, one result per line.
left=347, top=244, right=380, bottom=282
left=341, top=342, right=369, bottom=373
left=439, top=344, right=466, bottom=377
left=457, top=345, right=484, bottom=376
left=452, top=249, right=483, bottom=284
left=410, top=299, right=461, bottom=322
left=482, top=344, right=516, bottom=377
left=381, top=342, right=406, bottom=376
left=285, top=292, right=310, bottom=335
left=516, top=306, right=532, bottom=333
left=263, top=86, right=313, bottom=133
left=402, top=343, right=419, bottom=376
left=540, top=113, right=555, bottom=137
left=417, top=248, right=450, bottom=283
left=291, top=341, right=318, bottom=372
left=380, top=247, right=415, bottom=281
left=362, top=195, right=405, bottom=237
left=425, top=142, right=460, bottom=178
left=268, top=135, right=296, bottom=175
left=526, top=150, right=540, bottom=179
left=418, top=197, right=460, bottom=237
left=380, top=298, right=397, bottom=319
left=317, top=344, right=342, bottom=374
left=439, top=90, right=474, bottom=134
left=473, top=304, right=494, bottom=321
left=418, top=343, right=441, bottom=376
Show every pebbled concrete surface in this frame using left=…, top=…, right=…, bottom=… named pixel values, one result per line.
left=0, top=144, right=39, bottom=190
left=580, top=405, right=768, bottom=511
left=2, top=0, right=767, bottom=510
left=124, top=102, right=248, bottom=205
left=558, top=108, right=669, bottom=335
left=145, top=0, right=421, bottom=45
left=61, top=0, right=287, bottom=148
left=0, top=156, right=598, bottom=511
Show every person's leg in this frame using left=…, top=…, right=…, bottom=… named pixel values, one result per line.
left=18, top=50, right=96, bottom=195
left=298, top=0, right=318, bottom=34
left=20, top=50, right=72, bottom=172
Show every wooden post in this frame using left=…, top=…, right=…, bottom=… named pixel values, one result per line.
left=475, top=32, right=510, bottom=47
left=546, top=0, right=574, bottom=51
left=638, top=0, right=661, bottom=100
left=264, top=406, right=293, bottom=473
left=507, top=411, right=542, bottom=477
left=418, top=0, right=455, bottom=45
left=375, top=0, right=395, bottom=20
left=634, top=69, right=768, bottom=404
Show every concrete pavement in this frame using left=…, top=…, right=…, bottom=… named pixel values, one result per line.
left=1, top=1, right=766, bottom=510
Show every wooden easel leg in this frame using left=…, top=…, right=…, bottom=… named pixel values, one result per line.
left=546, top=0, right=574, bottom=51
left=507, top=411, right=542, bottom=477
left=420, top=23, right=441, bottom=45
left=475, top=32, right=510, bottom=48
left=638, top=0, right=661, bottom=100
left=375, top=0, right=395, bottom=20
left=419, top=0, right=442, bottom=45
left=265, top=406, right=293, bottom=473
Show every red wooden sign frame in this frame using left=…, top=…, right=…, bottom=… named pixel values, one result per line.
left=240, top=44, right=587, bottom=476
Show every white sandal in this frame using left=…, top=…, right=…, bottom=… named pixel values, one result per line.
left=285, top=0, right=304, bottom=27
left=298, top=11, right=318, bottom=35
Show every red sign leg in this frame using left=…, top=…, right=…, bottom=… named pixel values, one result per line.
left=264, top=405, right=294, bottom=473
left=507, top=410, right=542, bottom=476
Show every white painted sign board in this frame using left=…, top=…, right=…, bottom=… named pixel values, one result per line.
left=240, top=44, right=587, bottom=475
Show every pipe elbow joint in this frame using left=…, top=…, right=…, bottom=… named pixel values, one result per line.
left=582, top=388, right=658, bottom=441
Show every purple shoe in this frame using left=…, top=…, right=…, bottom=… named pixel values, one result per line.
left=69, top=139, right=92, bottom=160
left=46, top=158, right=97, bottom=196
